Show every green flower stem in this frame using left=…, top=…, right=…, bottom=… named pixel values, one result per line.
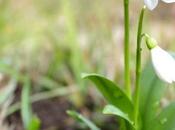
left=124, top=0, right=131, bottom=99
left=134, top=6, right=146, bottom=129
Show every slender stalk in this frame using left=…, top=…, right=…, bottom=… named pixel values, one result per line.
left=123, top=0, right=131, bottom=99
left=134, top=6, right=146, bottom=129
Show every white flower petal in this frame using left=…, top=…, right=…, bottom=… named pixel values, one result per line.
left=144, top=0, right=158, bottom=10
left=151, top=46, right=175, bottom=83
left=161, top=0, right=175, bottom=3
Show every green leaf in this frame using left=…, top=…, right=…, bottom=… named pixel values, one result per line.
left=149, top=102, right=175, bottom=130
left=139, top=63, right=166, bottom=130
left=82, top=73, right=134, bottom=121
left=67, top=110, right=101, bottom=130
left=27, top=116, right=40, bottom=130
left=21, top=76, right=32, bottom=129
left=103, top=104, right=134, bottom=127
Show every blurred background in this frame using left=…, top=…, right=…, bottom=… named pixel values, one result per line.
left=0, top=0, right=175, bottom=130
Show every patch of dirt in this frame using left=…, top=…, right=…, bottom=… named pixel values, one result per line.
left=7, top=87, right=119, bottom=130
left=7, top=97, right=81, bottom=130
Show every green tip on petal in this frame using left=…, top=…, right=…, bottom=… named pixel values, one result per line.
left=145, top=34, right=157, bottom=50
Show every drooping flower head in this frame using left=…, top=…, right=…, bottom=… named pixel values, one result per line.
left=144, top=0, right=175, bottom=10
left=145, top=35, right=175, bottom=83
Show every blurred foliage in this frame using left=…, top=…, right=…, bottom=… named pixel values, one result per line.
left=0, top=0, right=175, bottom=129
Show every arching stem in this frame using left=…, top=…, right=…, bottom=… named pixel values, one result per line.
left=134, top=6, right=146, bottom=129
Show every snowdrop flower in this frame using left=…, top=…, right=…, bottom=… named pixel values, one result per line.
left=145, top=35, right=175, bottom=83
left=144, top=0, right=175, bottom=10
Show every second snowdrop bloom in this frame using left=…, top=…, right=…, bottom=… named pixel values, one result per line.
left=144, top=0, right=175, bottom=10
left=145, top=35, right=175, bottom=83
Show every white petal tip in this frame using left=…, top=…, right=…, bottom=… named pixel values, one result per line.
left=144, top=0, right=158, bottom=10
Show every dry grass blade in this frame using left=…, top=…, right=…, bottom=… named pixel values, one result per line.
left=0, top=96, right=14, bottom=130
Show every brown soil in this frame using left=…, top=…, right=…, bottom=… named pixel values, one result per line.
left=7, top=87, right=118, bottom=130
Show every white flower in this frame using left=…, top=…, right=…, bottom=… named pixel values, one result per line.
left=144, top=0, right=175, bottom=10
left=151, top=46, right=175, bottom=83
left=145, top=35, right=175, bottom=83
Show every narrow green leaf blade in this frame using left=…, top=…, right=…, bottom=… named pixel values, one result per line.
left=103, top=104, right=134, bottom=127
left=140, top=63, right=166, bottom=130
left=67, top=110, right=101, bottom=130
left=82, top=73, right=134, bottom=120
left=149, top=102, right=175, bottom=130
left=21, top=76, right=32, bottom=128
